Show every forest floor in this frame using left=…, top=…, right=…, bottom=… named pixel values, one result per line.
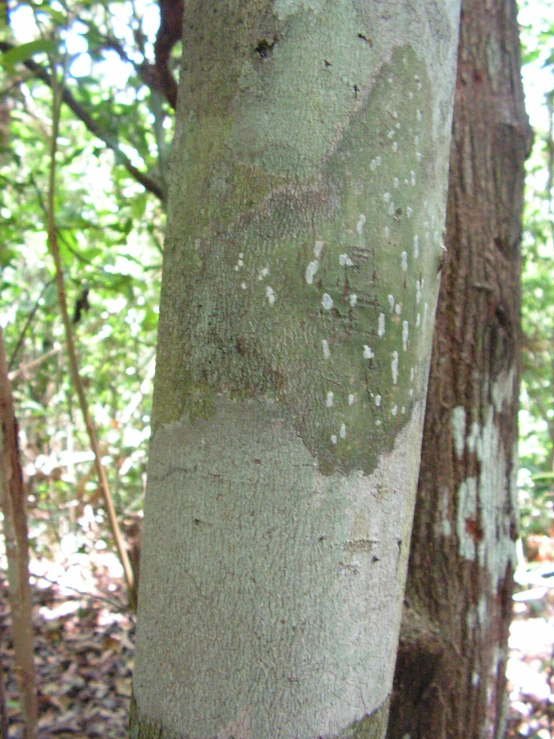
left=1, top=527, right=553, bottom=738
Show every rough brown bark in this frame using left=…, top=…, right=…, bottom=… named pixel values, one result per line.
left=386, top=0, right=531, bottom=737
left=0, top=328, right=38, bottom=739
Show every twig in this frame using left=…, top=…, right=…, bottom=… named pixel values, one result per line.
left=28, top=572, right=131, bottom=615
left=7, top=280, right=54, bottom=372
left=45, top=50, right=136, bottom=610
left=0, top=40, right=165, bottom=202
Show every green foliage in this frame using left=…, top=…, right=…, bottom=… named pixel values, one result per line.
left=0, top=0, right=169, bottom=547
left=518, top=0, right=554, bottom=542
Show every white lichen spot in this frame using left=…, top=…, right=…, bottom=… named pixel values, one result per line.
left=322, top=293, right=333, bottom=310
left=326, top=391, right=334, bottom=407
left=392, top=110, right=398, bottom=119
left=266, top=286, right=276, bottom=305
left=388, top=129, right=395, bottom=140
left=378, top=313, right=386, bottom=337
left=388, top=294, right=395, bottom=312
left=348, top=394, right=355, bottom=405
left=409, top=90, right=414, bottom=98
left=414, top=135, right=419, bottom=145
left=239, top=252, right=244, bottom=259
left=416, top=109, right=422, bottom=122
left=413, top=234, right=419, bottom=258
left=395, top=303, right=402, bottom=315
left=401, top=252, right=408, bottom=271
left=416, top=151, right=422, bottom=162
left=349, top=294, right=358, bottom=307
left=331, top=434, right=337, bottom=444
left=457, top=477, right=478, bottom=560
left=409, top=388, right=414, bottom=397
left=339, top=253, right=354, bottom=266
left=357, top=214, right=366, bottom=235
left=340, top=423, right=346, bottom=439
left=322, top=339, right=330, bottom=359
left=466, top=421, right=480, bottom=454
left=410, top=171, right=416, bottom=186
left=472, top=672, right=480, bottom=687
left=305, top=260, right=319, bottom=284
left=416, top=313, right=421, bottom=327
left=375, top=395, right=381, bottom=407
left=234, top=265, right=240, bottom=271
left=375, top=156, right=382, bottom=166
left=384, top=192, right=391, bottom=203
left=407, top=206, right=413, bottom=218
left=238, top=259, right=244, bottom=267
left=391, top=405, right=398, bottom=416
left=370, top=159, right=377, bottom=170
left=401, top=406, right=406, bottom=414
left=384, top=226, right=390, bottom=238
left=410, top=367, right=415, bottom=382
left=391, top=351, right=399, bottom=384
left=402, top=321, right=409, bottom=351
left=452, top=406, right=466, bottom=458
left=392, top=141, right=398, bottom=152
left=393, top=177, right=399, bottom=188
left=388, top=201, right=395, bottom=216
left=241, top=282, right=247, bottom=290
left=388, top=76, right=393, bottom=84
left=363, top=345, right=374, bottom=360
left=376, top=419, right=381, bottom=426
left=314, top=241, right=323, bottom=258
left=416, top=278, right=422, bottom=305
left=258, top=266, right=270, bottom=280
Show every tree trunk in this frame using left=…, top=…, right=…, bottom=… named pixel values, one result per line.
left=131, top=2, right=461, bottom=737
left=386, top=0, right=531, bottom=736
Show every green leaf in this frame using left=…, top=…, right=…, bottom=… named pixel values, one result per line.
left=1, top=40, right=58, bottom=70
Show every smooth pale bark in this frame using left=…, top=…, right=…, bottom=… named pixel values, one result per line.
left=386, top=0, right=531, bottom=735
left=131, top=2, right=460, bottom=737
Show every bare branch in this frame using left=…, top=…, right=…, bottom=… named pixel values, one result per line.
left=0, top=40, right=165, bottom=202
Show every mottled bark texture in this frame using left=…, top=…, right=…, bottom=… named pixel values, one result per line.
left=131, top=1, right=460, bottom=737
left=386, top=0, right=531, bottom=737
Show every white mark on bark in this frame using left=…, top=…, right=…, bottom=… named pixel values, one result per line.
left=348, top=394, right=355, bottom=405
left=402, top=321, right=409, bottom=351
left=339, top=254, right=354, bottom=266
left=391, top=351, right=399, bottom=384
left=391, top=406, right=398, bottom=416
left=451, top=406, right=466, bottom=458
left=306, top=260, right=319, bottom=284
left=378, top=313, right=386, bottom=337
left=322, top=340, right=330, bottom=359
left=349, top=294, right=358, bottom=307
left=363, top=345, right=374, bottom=360
left=357, top=214, right=366, bottom=235
left=401, top=252, right=408, bottom=271
left=375, top=395, right=381, bottom=407
left=413, top=235, right=419, bottom=258
left=266, top=286, right=276, bottom=305
left=395, top=303, right=402, bottom=315
left=340, top=423, right=347, bottom=439
left=388, top=294, right=395, bottom=312
left=322, top=293, right=333, bottom=310
left=326, top=391, right=334, bottom=407
left=410, top=171, right=416, bottom=186
left=314, top=240, right=323, bottom=258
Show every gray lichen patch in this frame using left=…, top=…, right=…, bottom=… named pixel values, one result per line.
left=154, top=47, right=446, bottom=475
